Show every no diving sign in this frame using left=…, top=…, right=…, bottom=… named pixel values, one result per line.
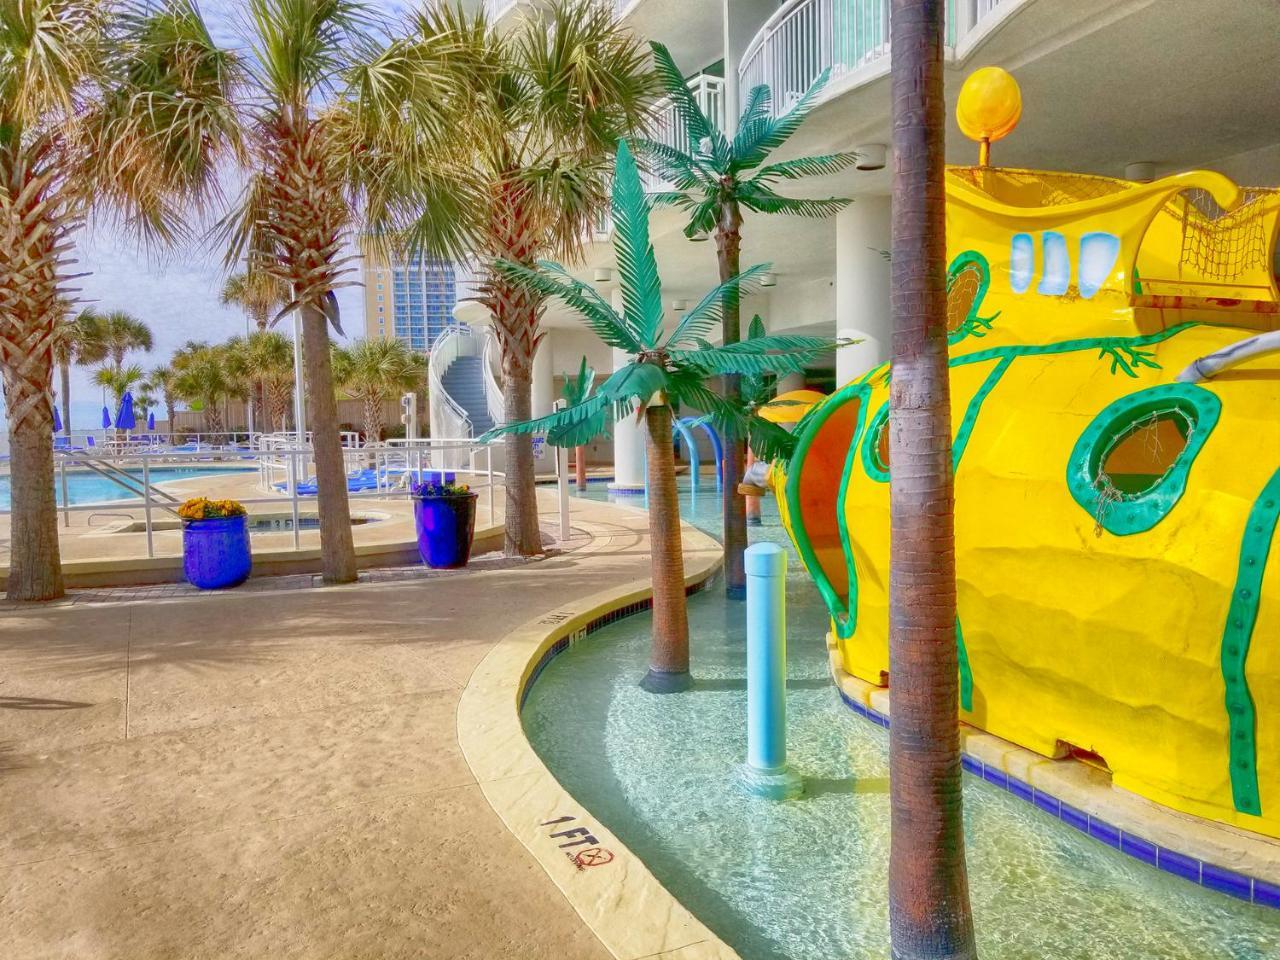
left=542, top=815, right=614, bottom=871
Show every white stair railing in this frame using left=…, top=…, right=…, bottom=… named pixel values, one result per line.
left=428, top=325, right=480, bottom=442
left=481, top=326, right=505, bottom=429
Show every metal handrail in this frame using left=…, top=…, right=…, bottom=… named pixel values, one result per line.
left=481, top=326, right=505, bottom=429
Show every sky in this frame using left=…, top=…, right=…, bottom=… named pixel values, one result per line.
left=61, top=0, right=422, bottom=429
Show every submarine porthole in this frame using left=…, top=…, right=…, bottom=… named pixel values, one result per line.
left=1066, top=384, right=1222, bottom=536
left=861, top=403, right=891, bottom=483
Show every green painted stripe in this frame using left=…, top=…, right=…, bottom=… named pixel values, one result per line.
left=833, top=392, right=872, bottom=639
left=1222, top=468, right=1280, bottom=816
left=956, top=617, right=974, bottom=712
left=953, top=355, right=1013, bottom=471
left=949, top=321, right=1201, bottom=370
left=784, top=382, right=870, bottom=632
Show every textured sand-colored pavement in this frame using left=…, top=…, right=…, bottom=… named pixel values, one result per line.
left=0, top=492, right=659, bottom=959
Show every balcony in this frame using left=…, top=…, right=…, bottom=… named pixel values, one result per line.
left=643, top=74, right=727, bottom=189
left=738, top=0, right=1020, bottom=115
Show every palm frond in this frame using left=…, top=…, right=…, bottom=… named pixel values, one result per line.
left=734, top=67, right=833, bottom=169
left=739, top=182, right=851, bottom=218
left=664, top=264, right=772, bottom=348
left=648, top=41, right=715, bottom=152
left=671, top=334, right=833, bottom=376
left=748, top=415, right=798, bottom=463
left=751, top=152, right=859, bottom=184
left=611, top=139, right=663, bottom=347
left=481, top=392, right=609, bottom=441
left=595, top=360, right=668, bottom=406
left=631, top=137, right=715, bottom=192
left=490, top=258, right=642, bottom=352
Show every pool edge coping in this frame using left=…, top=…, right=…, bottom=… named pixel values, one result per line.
left=455, top=511, right=741, bottom=960
left=828, top=639, right=1280, bottom=909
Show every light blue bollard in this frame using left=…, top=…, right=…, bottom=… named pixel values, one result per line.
left=740, top=542, right=803, bottom=799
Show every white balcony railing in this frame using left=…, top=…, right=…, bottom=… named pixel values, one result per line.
left=738, top=0, right=1022, bottom=116
left=642, top=74, right=727, bottom=192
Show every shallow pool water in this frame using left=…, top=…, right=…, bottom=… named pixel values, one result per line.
left=523, top=479, right=1280, bottom=960
left=0, top=466, right=254, bottom=508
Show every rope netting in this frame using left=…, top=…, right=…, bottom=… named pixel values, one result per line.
left=1172, top=187, right=1279, bottom=283
left=950, top=167, right=1129, bottom=206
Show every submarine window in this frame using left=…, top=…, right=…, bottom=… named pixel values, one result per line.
left=1099, top=410, right=1192, bottom=496
left=1066, top=384, right=1222, bottom=536
left=861, top=403, right=891, bottom=483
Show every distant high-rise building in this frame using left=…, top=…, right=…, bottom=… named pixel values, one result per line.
left=362, top=252, right=459, bottom=351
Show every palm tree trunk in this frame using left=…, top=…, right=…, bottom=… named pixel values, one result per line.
left=301, top=302, right=357, bottom=583
left=716, top=197, right=748, bottom=599
left=887, top=3, right=977, bottom=958
left=59, top=360, right=71, bottom=437
left=502, top=366, right=541, bottom=555
left=165, top=399, right=175, bottom=442
left=575, top=444, right=587, bottom=491
left=639, top=402, right=691, bottom=693
left=5, top=383, right=65, bottom=602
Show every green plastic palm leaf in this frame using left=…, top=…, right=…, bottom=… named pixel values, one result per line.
left=547, top=355, right=602, bottom=446
left=561, top=355, right=597, bottom=405
left=611, top=139, right=664, bottom=347
left=738, top=181, right=851, bottom=218
left=671, top=334, right=833, bottom=377
left=648, top=41, right=721, bottom=159
left=748, top=414, right=798, bottom=462
left=733, top=67, right=834, bottom=171
left=753, top=154, right=861, bottom=184
left=481, top=393, right=610, bottom=442
left=664, top=263, right=773, bottom=348
left=491, top=258, right=643, bottom=352
left=630, top=138, right=715, bottom=192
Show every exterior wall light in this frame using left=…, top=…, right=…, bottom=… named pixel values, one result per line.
left=593, top=267, right=614, bottom=283
left=672, top=299, right=689, bottom=311
left=760, top=273, right=777, bottom=287
left=854, top=143, right=888, bottom=171
left=1125, top=161, right=1156, bottom=182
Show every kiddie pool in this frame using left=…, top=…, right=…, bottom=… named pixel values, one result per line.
left=520, top=479, right=1280, bottom=960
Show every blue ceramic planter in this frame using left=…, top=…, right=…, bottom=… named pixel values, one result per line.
left=182, top=515, right=252, bottom=589
left=413, top=492, right=478, bottom=568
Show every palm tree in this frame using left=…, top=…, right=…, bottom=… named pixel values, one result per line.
left=237, top=329, right=295, bottom=432
left=886, top=3, right=977, bottom=958
left=147, top=364, right=179, bottom=440
left=53, top=308, right=109, bottom=437
left=559, top=356, right=597, bottom=491
left=331, top=337, right=427, bottom=445
left=393, top=1, right=657, bottom=559
left=220, top=270, right=287, bottom=332
left=0, top=0, right=240, bottom=600
left=487, top=140, right=829, bottom=691
left=92, top=363, right=146, bottom=406
left=220, top=0, right=478, bottom=585
left=172, top=343, right=233, bottom=435
left=78, top=309, right=153, bottom=372
left=636, top=42, right=857, bottom=599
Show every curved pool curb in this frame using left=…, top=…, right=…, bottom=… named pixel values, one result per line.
left=829, top=637, right=1280, bottom=908
left=456, top=513, right=741, bottom=960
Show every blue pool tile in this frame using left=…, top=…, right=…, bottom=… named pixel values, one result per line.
left=1087, top=817, right=1121, bottom=849
left=1059, top=802, right=1089, bottom=833
left=1032, top=789, right=1060, bottom=817
left=1008, top=776, right=1034, bottom=802
left=961, top=755, right=983, bottom=776
left=1119, top=833, right=1158, bottom=866
left=1254, top=879, right=1280, bottom=909
left=1157, top=848, right=1201, bottom=884
left=1202, top=863, right=1252, bottom=902
left=982, top=766, right=1009, bottom=790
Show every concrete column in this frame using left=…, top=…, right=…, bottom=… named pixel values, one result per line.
left=608, top=288, right=646, bottom=493
left=531, top=334, right=555, bottom=419
left=835, top=195, right=892, bottom=386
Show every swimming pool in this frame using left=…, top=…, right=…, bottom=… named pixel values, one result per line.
left=523, top=480, right=1280, bottom=959
left=0, top=467, right=255, bottom=508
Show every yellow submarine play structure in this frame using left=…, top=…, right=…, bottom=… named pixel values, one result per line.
left=774, top=69, right=1280, bottom=839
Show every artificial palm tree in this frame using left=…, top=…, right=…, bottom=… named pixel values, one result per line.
left=393, top=1, right=656, bottom=558
left=487, top=140, right=829, bottom=691
left=559, top=356, right=597, bottom=491
left=331, top=337, right=427, bottom=445
left=220, top=0, right=478, bottom=584
left=0, top=0, right=240, bottom=600
left=636, top=42, right=857, bottom=598
left=886, top=3, right=977, bottom=958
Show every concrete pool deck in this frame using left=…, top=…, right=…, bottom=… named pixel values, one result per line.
left=0, top=490, right=705, bottom=959
left=0, top=469, right=503, bottom=589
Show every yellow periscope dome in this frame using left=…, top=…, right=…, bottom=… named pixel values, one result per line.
left=773, top=164, right=1280, bottom=839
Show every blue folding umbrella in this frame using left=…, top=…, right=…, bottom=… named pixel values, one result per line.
left=147, top=410, right=156, bottom=432
left=101, top=405, right=111, bottom=429
left=114, top=391, right=136, bottom=431
left=52, top=403, right=62, bottom=433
